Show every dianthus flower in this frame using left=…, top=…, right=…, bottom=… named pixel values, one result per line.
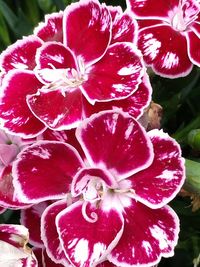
left=0, top=224, right=38, bottom=266
left=0, top=0, right=150, bottom=138
left=12, top=110, right=185, bottom=267
left=127, top=0, right=200, bottom=78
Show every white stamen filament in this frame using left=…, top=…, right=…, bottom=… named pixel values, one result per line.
left=81, top=201, right=98, bottom=223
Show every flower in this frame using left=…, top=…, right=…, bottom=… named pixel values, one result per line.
left=127, top=0, right=200, bottom=78
left=0, top=224, right=38, bottom=266
left=13, top=110, right=185, bottom=267
left=0, top=0, right=149, bottom=138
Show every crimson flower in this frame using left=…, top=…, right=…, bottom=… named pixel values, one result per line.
left=0, top=0, right=149, bottom=138
left=127, top=0, right=200, bottom=78
left=12, top=110, right=185, bottom=267
left=0, top=224, right=38, bottom=266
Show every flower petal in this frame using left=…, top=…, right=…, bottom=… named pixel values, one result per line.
left=109, top=6, right=138, bottom=44
left=21, top=201, right=51, bottom=247
left=76, top=110, right=153, bottom=180
left=41, top=200, right=71, bottom=265
left=186, top=31, right=200, bottom=67
left=13, top=141, right=84, bottom=203
left=0, top=36, right=42, bottom=72
left=82, top=42, right=144, bottom=103
left=138, top=24, right=193, bottom=78
left=108, top=199, right=179, bottom=267
left=56, top=200, right=124, bottom=267
left=127, top=129, right=185, bottom=208
left=34, top=12, right=63, bottom=43
left=126, top=0, right=179, bottom=21
left=27, top=88, right=84, bottom=130
left=36, top=42, right=77, bottom=71
left=33, top=247, right=65, bottom=267
left=0, top=166, right=31, bottom=209
left=0, top=70, right=46, bottom=138
left=0, top=224, right=38, bottom=266
left=63, top=0, right=111, bottom=65
left=83, top=73, right=152, bottom=119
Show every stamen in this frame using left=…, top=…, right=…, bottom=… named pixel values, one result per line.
left=81, top=201, right=98, bottom=223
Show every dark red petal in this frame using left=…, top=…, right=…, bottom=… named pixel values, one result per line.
left=13, top=141, right=84, bottom=203
left=138, top=25, right=193, bottom=78
left=56, top=200, right=124, bottom=267
left=127, top=0, right=179, bottom=21
left=64, top=0, right=111, bottom=65
left=0, top=70, right=46, bottom=138
left=41, top=200, right=71, bottom=265
left=0, top=36, right=42, bottom=72
left=20, top=201, right=51, bottom=247
left=97, top=261, right=117, bottom=267
left=83, top=73, right=152, bottom=119
left=34, top=12, right=63, bottom=43
left=109, top=199, right=179, bottom=266
left=40, top=128, right=85, bottom=160
left=36, top=42, right=77, bottom=70
left=27, top=89, right=84, bottom=130
left=0, top=166, right=31, bottom=209
left=109, top=7, right=138, bottom=44
left=128, top=129, right=185, bottom=208
left=186, top=31, right=200, bottom=67
left=76, top=110, right=153, bottom=180
left=82, top=42, right=144, bottom=103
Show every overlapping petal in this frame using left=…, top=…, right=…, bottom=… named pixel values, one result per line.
left=128, top=129, right=185, bottom=208
left=109, top=6, right=138, bottom=44
left=27, top=89, right=84, bottom=130
left=0, top=166, right=31, bottom=209
left=34, top=12, right=63, bottom=43
left=83, top=74, right=152, bottom=119
left=12, top=141, right=84, bottom=203
left=126, top=0, right=179, bottom=20
left=186, top=31, right=200, bottom=66
left=76, top=110, right=153, bottom=179
left=63, top=0, right=112, bottom=65
left=0, top=70, right=46, bottom=138
left=56, top=200, right=124, bottom=267
left=108, top=199, right=179, bottom=267
left=21, top=201, right=51, bottom=247
left=82, top=42, right=144, bottom=103
left=41, top=200, right=71, bottom=265
left=0, top=36, right=42, bottom=72
left=137, top=25, right=193, bottom=78
left=0, top=224, right=38, bottom=267
left=36, top=42, right=77, bottom=72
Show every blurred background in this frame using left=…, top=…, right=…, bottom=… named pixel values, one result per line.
left=0, top=1, right=200, bottom=266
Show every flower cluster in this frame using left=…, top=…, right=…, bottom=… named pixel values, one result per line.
left=0, top=0, right=190, bottom=266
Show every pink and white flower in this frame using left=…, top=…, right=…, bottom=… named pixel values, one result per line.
left=12, top=110, right=185, bottom=267
left=0, top=224, right=38, bottom=266
left=0, top=0, right=149, bottom=138
left=127, top=0, right=200, bottom=78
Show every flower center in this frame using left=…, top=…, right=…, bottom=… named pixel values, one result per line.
left=36, top=58, right=86, bottom=95
left=171, top=1, right=199, bottom=32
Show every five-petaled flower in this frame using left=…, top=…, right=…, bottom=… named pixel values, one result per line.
left=127, top=0, right=200, bottom=78
left=0, top=0, right=150, bottom=138
left=12, top=111, right=185, bottom=267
